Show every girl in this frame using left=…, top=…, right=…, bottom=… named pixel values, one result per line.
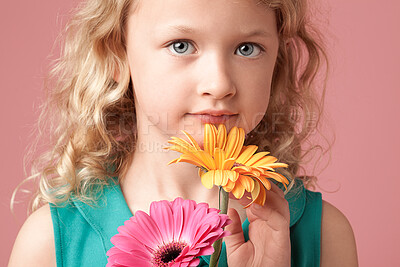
left=9, top=0, right=358, bottom=266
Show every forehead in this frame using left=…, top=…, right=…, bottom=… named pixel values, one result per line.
left=128, top=0, right=277, bottom=37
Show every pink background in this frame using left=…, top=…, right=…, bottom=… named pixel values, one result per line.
left=1, top=0, right=399, bottom=266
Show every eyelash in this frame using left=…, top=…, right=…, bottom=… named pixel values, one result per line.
left=166, top=39, right=265, bottom=58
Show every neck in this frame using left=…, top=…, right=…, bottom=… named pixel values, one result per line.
left=120, top=127, right=220, bottom=214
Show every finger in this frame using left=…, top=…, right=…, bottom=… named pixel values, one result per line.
left=247, top=203, right=288, bottom=232
left=224, top=208, right=245, bottom=254
left=246, top=190, right=290, bottom=230
left=264, top=182, right=290, bottom=222
left=229, top=191, right=252, bottom=206
left=269, top=181, right=285, bottom=198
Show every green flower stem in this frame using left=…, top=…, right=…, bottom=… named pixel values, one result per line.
left=209, top=187, right=229, bottom=267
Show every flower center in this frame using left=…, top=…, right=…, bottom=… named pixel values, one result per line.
left=152, top=241, right=188, bottom=267
left=233, top=162, right=244, bottom=167
left=199, top=166, right=208, bottom=172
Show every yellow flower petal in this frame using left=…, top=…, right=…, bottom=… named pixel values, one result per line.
left=165, top=144, right=196, bottom=154
left=223, top=180, right=235, bottom=192
left=216, top=170, right=228, bottom=186
left=254, top=166, right=267, bottom=174
left=245, top=181, right=266, bottom=208
left=263, top=171, right=289, bottom=188
left=216, top=124, right=227, bottom=150
left=176, top=154, right=206, bottom=168
left=244, top=181, right=259, bottom=208
left=251, top=156, right=278, bottom=167
left=227, top=170, right=239, bottom=182
left=245, top=152, right=271, bottom=166
left=232, top=165, right=254, bottom=174
left=232, top=182, right=245, bottom=199
left=169, top=136, right=193, bottom=148
left=254, top=176, right=272, bottom=190
left=168, top=136, right=193, bottom=147
left=166, top=123, right=289, bottom=204
left=225, top=127, right=239, bottom=159
left=198, top=168, right=206, bottom=177
left=204, top=124, right=217, bottom=156
left=234, top=128, right=246, bottom=159
left=213, top=170, right=220, bottom=186
left=226, top=127, right=246, bottom=159
left=201, top=171, right=214, bottom=189
left=167, top=158, right=179, bottom=165
left=192, top=150, right=216, bottom=170
left=181, top=130, right=201, bottom=150
left=254, top=183, right=267, bottom=206
left=221, top=170, right=229, bottom=185
left=236, top=145, right=258, bottom=164
left=262, top=166, right=278, bottom=172
left=222, top=158, right=235, bottom=170
left=239, top=175, right=254, bottom=192
left=264, top=163, right=289, bottom=169
left=214, top=148, right=226, bottom=169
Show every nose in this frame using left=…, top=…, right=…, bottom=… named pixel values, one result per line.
left=196, top=53, right=237, bottom=99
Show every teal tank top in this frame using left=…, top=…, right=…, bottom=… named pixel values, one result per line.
left=50, top=179, right=322, bottom=266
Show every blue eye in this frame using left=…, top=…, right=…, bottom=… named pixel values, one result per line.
left=167, top=40, right=196, bottom=55
left=236, top=43, right=263, bottom=58
left=167, top=40, right=264, bottom=58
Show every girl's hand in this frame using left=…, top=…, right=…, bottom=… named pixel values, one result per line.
left=224, top=182, right=291, bottom=267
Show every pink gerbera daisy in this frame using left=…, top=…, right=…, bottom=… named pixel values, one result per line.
left=106, top=197, right=231, bottom=267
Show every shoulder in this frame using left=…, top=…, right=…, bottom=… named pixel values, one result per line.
left=8, top=204, right=56, bottom=267
left=320, top=200, right=358, bottom=267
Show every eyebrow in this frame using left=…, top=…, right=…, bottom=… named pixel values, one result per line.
left=162, top=25, right=273, bottom=38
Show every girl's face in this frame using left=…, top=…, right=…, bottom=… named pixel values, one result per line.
left=126, top=0, right=279, bottom=146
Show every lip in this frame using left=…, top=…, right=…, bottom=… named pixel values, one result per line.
left=191, top=109, right=237, bottom=116
left=191, top=114, right=237, bottom=124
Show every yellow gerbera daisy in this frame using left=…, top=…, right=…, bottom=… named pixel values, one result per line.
left=165, top=124, right=289, bottom=207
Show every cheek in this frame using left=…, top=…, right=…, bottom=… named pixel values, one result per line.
left=238, top=72, right=271, bottom=133
left=131, top=64, right=196, bottom=119
left=130, top=59, right=169, bottom=109
left=244, top=92, right=270, bottom=133
left=131, top=69, right=190, bottom=134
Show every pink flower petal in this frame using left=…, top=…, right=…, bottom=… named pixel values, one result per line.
left=172, top=203, right=184, bottom=240
left=198, top=246, right=215, bottom=255
left=107, top=250, right=152, bottom=267
left=196, top=202, right=209, bottom=210
left=131, top=211, right=164, bottom=248
left=190, top=224, right=212, bottom=245
left=217, top=214, right=232, bottom=228
left=181, top=205, right=208, bottom=242
left=181, top=199, right=196, bottom=230
left=114, top=220, right=156, bottom=255
left=110, top=235, right=152, bottom=257
left=107, top=197, right=231, bottom=266
left=172, top=197, right=184, bottom=207
left=184, top=247, right=200, bottom=256
left=197, top=230, right=222, bottom=246
left=150, top=200, right=174, bottom=241
left=201, top=211, right=222, bottom=227
left=189, top=258, right=200, bottom=266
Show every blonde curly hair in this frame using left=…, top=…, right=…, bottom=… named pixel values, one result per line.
left=12, top=0, right=332, bottom=213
